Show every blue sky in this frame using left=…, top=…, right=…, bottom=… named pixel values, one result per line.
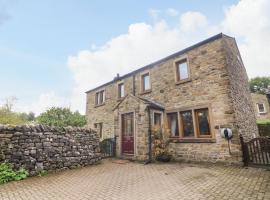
left=0, top=0, right=269, bottom=114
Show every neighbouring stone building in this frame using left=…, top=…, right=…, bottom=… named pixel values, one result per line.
left=86, top=33, right=258, bottom=164
left=251, top=93, right=270, bottom=120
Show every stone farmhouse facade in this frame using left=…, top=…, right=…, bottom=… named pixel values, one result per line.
left=86, top=33, right=258, bottom=164
left=251, top=93, right=270, bottom=120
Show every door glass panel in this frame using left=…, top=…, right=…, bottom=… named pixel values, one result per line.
left=154, top=113, right=162, bottom=128
left=196, top=109, right=210, bottom=136
left=180, top=111, right=194, bottom=137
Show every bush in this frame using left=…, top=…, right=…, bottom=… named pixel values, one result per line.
left=0, top=163, right=28, bottom=184
left=257, top=119, right=270, bottom=125
left=37, top=107, right=87, bottom=127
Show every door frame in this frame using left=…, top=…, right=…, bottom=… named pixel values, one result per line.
left=119, top=111, right=136, bottom=157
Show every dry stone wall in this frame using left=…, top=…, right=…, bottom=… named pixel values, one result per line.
left=0, top=124, right=101, bottom=175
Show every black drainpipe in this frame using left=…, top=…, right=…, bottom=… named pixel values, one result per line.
left=144, top=105, right=152, bottom=164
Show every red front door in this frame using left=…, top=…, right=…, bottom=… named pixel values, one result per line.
left=121, top=113, right=134, bottom=155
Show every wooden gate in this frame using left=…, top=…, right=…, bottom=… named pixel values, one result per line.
left=240, top=135, right=270, bottom=167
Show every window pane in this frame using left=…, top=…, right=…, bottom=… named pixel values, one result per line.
left=196, top=109, right=210, bottom=136
left=258, top=104, right=265, bottom=113
left=180, top=111, right=194, bottom=137
left=167, top=113, right=179, bottom=136
left=95, top=93, right=99, bottom=105
left=143, top=74, right=151, bottom=91
left=119, top=84, right=124, bottom=98
left=100, top=91, right=104, bottom=104
left=178, top=61, right=189, bottom=80
left=154, top=113, right=162, bottom=128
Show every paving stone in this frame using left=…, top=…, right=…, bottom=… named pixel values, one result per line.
left=0, top=159, right=269, bottom=200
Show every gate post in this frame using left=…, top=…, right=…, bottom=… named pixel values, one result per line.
left=239, top=134, right=249, bottom=166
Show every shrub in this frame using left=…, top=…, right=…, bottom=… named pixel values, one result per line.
left=0, top=163, right=28, bottom=184
left=257, top=119, right=270, bottom=125
left=37, top=107, right=86, bottom=127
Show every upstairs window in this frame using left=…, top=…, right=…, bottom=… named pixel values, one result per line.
left=257, top=103, right=266, bottom=114
left=176, top=59, right=189, bottom=82
left=141, top=72, right=151, bottom=92
left=118, top=83, right=125, bottom=99
left=95, top=90, right=105, bottom=105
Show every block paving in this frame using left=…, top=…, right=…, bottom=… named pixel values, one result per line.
left=0, top=159, right=269, bottom=200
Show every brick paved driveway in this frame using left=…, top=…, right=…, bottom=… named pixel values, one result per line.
left=0, top=159, right=269, bottom=200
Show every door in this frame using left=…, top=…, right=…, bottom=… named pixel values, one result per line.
left=121, top=112, right=134, bottom=155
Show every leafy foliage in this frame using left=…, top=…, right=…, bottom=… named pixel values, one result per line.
left=0, top=163, right=28, bottom=184
left=37, top=170, right=48, bottom=177
left=249, top=77, right=270, bottom=94
left=37, top=107, right=87, bottom=127
left=0, top=97, right=35, bottom=125
left=257, top=119, right=270, bottom=125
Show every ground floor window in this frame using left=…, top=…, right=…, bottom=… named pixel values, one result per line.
left=167, top=107, right=212, bottom=139
left=167, top=112, right=179, bottom=137
left=257, top=103, right=266, bottom=114
left=94, top=123, right=103, bottom=138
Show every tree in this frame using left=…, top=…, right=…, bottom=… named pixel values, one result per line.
left=249, top=76, right=270, bottom=94
left=37, top=107, right=87, bottom=127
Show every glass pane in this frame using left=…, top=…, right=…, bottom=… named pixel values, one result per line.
left=154, top=113, right=162, bottom=127
left=167, top=113, right=179, bottom=136
left=178, top=61, right=189, bottom=80
left=99, top=91, right=103, bottom=104
left=120, top=84, right=124, bottom=97
left=258, top=104, right=265, bottom=112
left=180, top=111, right=194, bottom=137
left=196, top=109, right=210, bottom=136
left=143, top=74, right=151, bottom=91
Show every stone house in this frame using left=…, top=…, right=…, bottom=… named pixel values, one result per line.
left=86, top=33, right=258, bottom=164
left=251, top=93, right=270, bottom=120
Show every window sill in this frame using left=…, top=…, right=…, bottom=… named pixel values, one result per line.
left=140, top=89, right=152, bottom=95
left=94, top=103, right=105, bottom=108
left=168, top=138, right=216, bottom=143
left=175, top=78, right=191, bottom=85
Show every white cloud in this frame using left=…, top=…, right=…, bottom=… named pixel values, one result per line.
left=180, top=11, right=208, bottom=33
left=15, top=92, right=71, bottom=115
left=217, top=0, right=270, bottom=78
left=166, top=8, right=179, bottom=16
left=149, top=9, right=161, bottom=20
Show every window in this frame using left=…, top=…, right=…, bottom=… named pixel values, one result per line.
left=180, top=110, right=194, bottom=137
left=141, top=73, right=151, bottom=92
left=154, top=112, right=162, bottom=128
left=176, top=59, right=189, bottom=82
left=167, top=107, right=212, bottom=140
left=95, top=90, right=105, bottom=105
left=257, top=103, right=266, bottom=114
left=195, top=108, right=211, bottom=137
left=118, top=83, right=125, bottom=99
left=94, top=123, right=103, bottom=138
left=167, top=113, right=179, bottom=137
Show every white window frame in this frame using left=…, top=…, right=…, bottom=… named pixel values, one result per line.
left=257, top=103, right=266, bottom=114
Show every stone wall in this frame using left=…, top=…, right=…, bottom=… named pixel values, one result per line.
left=223, top=36, right=259, bottom=141
left=0, top=124, right=101, bottom=175
left=251, top=93, right=270, bottom=120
